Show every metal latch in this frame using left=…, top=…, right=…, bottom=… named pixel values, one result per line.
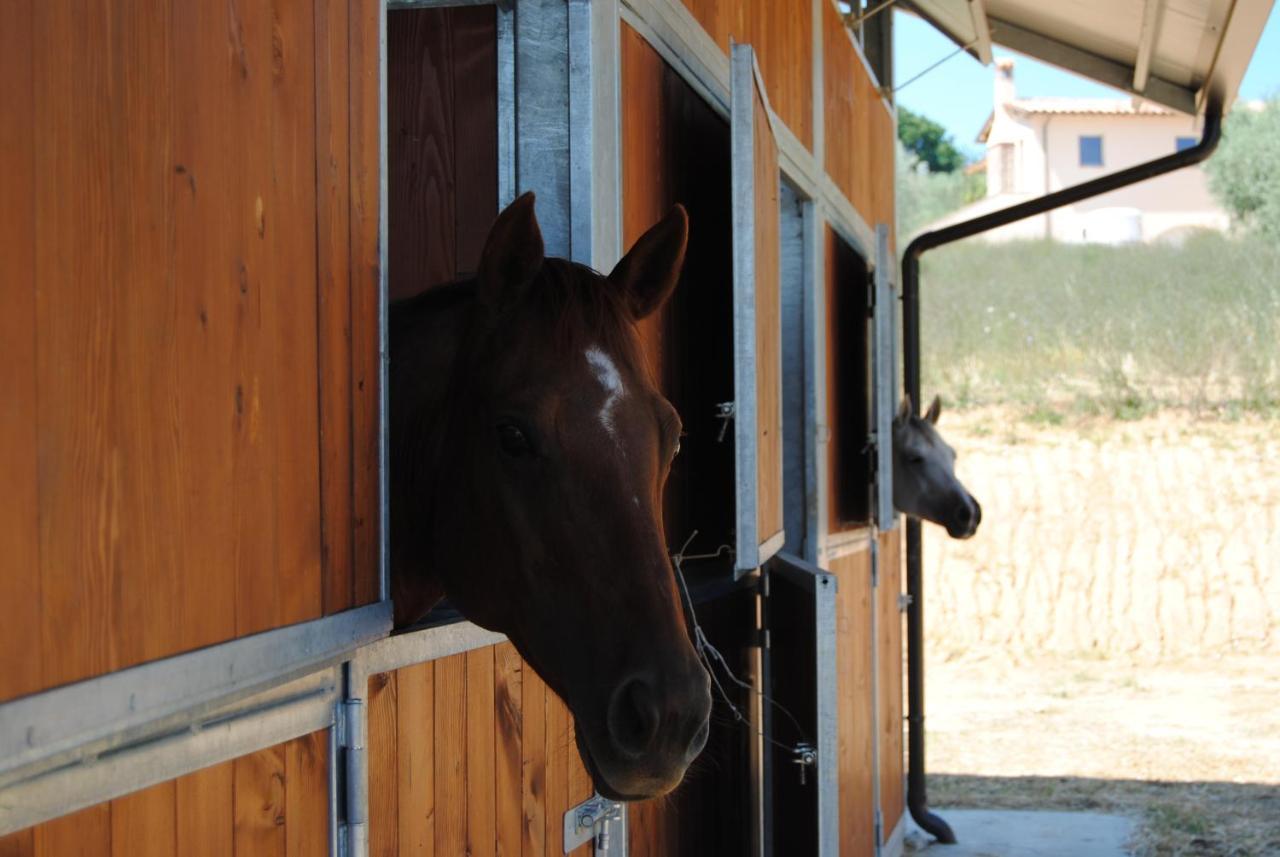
left=715, top=401, right=736, bottom=442
left=564, top=792, right=623, bottom=853
left=898, top=593, right=914, bottom=612
left=792, top=742, right=817, bottom=785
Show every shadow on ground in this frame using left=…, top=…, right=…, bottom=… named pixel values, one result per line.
left=925, top=774, right=1280, bottom=857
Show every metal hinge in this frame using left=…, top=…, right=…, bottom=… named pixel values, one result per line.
left=335, top=698, right=367, bottom=857
left=867, top=269, right=878, bottom=315
left=898, top=593, right=913, bottom=612
left=564, top=793, right=624, bottom=853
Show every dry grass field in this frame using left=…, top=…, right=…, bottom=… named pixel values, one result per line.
left=916, top=407, right=1280, bottom=857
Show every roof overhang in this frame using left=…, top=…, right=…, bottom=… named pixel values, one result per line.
left=901, top=0, right=1274, bottom=115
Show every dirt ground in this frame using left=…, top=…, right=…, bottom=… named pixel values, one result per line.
left=913, top=407, right=1280, bottom=856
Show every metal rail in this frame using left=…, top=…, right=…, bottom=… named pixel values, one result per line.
left=900, top=100, right=1223, bottom=844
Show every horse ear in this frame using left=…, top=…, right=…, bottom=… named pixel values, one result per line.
left=924, top=395, right=942, bottom=425
left=607, top=205, right=688, bottom=319
left=477, top=192, right=544, bottom=312
left=897, top=396, right=913, bottom=423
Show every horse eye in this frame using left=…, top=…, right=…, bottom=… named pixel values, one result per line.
left=906, top=454, right=925, bottom=466
left=497, top=423, right=532, bottom=457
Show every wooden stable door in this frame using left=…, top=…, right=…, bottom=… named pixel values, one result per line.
left=766, top=553, right=840, bottom=857
left=731, top=44, right=785, bottom=575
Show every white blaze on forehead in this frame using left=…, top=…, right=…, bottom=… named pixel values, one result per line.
left=584, top=346, right=626, bottom=439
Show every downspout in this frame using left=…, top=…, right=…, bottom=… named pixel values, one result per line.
left=900, top=100, right=1222, bottom=845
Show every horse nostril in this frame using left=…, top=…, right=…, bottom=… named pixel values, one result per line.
left=972, top=499, right=982, bottom=528
left=607, top=675, right=661, bottom=758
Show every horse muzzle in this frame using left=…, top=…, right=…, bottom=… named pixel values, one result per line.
left=576, top=663, right=712, bottom=800
left=945, top=496, right=982, bottom=539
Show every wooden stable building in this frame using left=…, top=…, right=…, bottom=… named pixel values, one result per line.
left=0, top=0, right=1268, bottom=855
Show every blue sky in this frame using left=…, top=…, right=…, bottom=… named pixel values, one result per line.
left=893, top=6, right=1280, bottom=159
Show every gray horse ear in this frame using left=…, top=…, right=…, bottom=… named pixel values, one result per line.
left=924, top=395, right=942, bottom=425
left=477, top=192, right=544, bottom=312
left=897, top=396, right=913, bottom=422
left=607, top=205, right=688, bottom=319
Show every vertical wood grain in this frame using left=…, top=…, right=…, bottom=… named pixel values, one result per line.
left=679, top=0, right=812, bottom=149
left=832, top=549, right=876, bottom=857
left=368, top=672, right=400, bottom=857
left=233, top=747, right=288, bottom=857
left=387, top=6, right=455, bottom=300
left=110, top=782, right=176, bottom=857
left=171, top=0, right=238, bottom=655
left=176, top=762, right=234, bottom=857
left=285, top=731, right=331, bottom=857
left=0, top=834, right=33, bottom=857
left=824, top=0, right=859, bottom=216
left=397, top=662, right=436, bottom=856
left=109, top=0, right=182, bottom=673
left=543, top=690, right=571, bottom=857
left=315, top=0, right=355, bottom=614
left=434, top=654, right=468, bottom=856
left=0, top=0, right=41, bottom=706
left=229, top=0, right=283, bottom=639
left=877, top=530, right=905, bottom=835
left=349, top=0, right=382, bottom=606
left=451, top=6, right=499, bottom=274
left=753, top=82, right=784, bottom=549
left=620, top=23, right=672, bottom=386
left=34, top=0, right=117, bottom=689
left=493, top=644, right=523, bottom=857
left=273, top=0, right=324, bottom=628
left=520, top=660, right=547, bottom=857
left=466, top=649, right=497, bottom=857
left=34, top=805, right=111, bottom=857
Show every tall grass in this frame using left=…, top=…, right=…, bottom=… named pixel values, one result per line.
left=918, top=233, right=1280, bottom=417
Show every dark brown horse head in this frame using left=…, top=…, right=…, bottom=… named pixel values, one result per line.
left=391, top=193, right=711, bottom=800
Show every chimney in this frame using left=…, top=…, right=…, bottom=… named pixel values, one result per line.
left=994, top=57, right=1016, bottom=109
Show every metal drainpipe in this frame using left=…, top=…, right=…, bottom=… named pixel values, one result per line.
left=900, top=99, right=1223, bottom=845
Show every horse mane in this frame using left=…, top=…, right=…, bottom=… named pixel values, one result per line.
left=390, top=258, right=646, bottom=373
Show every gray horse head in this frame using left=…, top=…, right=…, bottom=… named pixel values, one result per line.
left=892, top=395, right=981, bottom=539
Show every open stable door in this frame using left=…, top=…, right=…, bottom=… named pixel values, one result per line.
left=872, top=224, right=897, bottom=530
left=731, top=43, right=785, bottom=575
left=766, top=552, right=840, bottom=857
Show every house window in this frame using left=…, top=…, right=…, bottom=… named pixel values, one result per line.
left=1079, top=135, right=1104, bottom=167
left=1176, top=136, right=1197, bottom=153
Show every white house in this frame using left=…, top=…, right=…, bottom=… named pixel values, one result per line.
left=931, top=58, right=1231, bottom=243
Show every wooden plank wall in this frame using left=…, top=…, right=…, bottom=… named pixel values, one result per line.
left=681, top=0, right=814, bottom=149
left=0, top=0, right=381, bottom=703
left=0, top=732, right=330, bottom=857
left=830, top=548, right=877, bottom=857
left=365, top=642, right=593, bottom=857
left=877, top=529, right=906, bottom=839
left=387, top=6, right=498, bottom=302
left=822, top=0, right=896, bottom=233
left=752, top=84, right=785, bottom=550
left=677, top=0, right=893, bottom=233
